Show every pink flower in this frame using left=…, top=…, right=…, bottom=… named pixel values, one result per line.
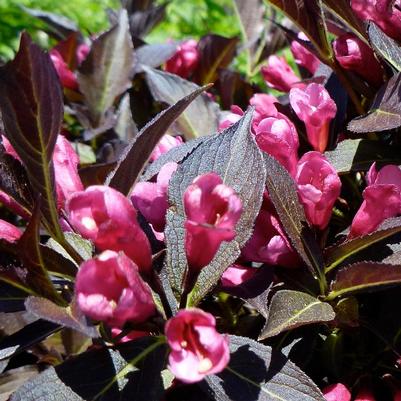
left=50, top=49, right=78, bottom=90
left=219, top=106, right=243, bottom=131
left=333, top=34, right=382, bottom=85
left=0, top=219, right=21, bottom=243
left=184, top=173, right=242, bottom=271
left=221, top=264, right=257, bottom=287
left=255, top=117, right=299, bottom=177
left=350, top=163, right=401, bottom=237
left=165, top=308, right=230, bottom=383
left=290, top=32, right=320, bottom=74
left=75, top=250, right=155, bottom=328
left=395, top=390, right=401, bottom=401
left=165, top=39, right=199, bottom=78
left=66, top=185, right=152, bottom=272
left=351, top=0, right=401, bottom=42
left=355, top=389, right=376, bottom=400
left=76, top=43, right=90, bottom=65
left=111, top=328, right=149, bottom=343
left=323, top=383, right=351, bottom=401
left=261, top=55, right=300, bottom=92
left=131, top=162, right=178, bottom=232
left=289, top=83, right=337, bottom=152
left=241, top=197, right=299, bottom=267
left=249, top=94, right=279, bottom=127
left=150, top=135, right=183, bottom=162
left=296, top=152, right=341, bottom=230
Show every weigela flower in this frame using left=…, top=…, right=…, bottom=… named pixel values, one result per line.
left=150, top=135, right=183, bottom=162
left=131, top=162, right=178, bottom=232
left=165, top=308, right=230, bottom=383
left=221, top=264, right=257, bottom=287
left=249, top=93, right=279, bottom=128
left=296, top=152, right=341, bottom=230
left=75, top=250, right=155, bottom=328
left=289, top=83, right=337, bottom=153
left=255, top=116, right=299, bottom=177
left=261, top=55, right=300, bottom=92
left=350, top=163, right=401, bottom=237
left=290, top=32, right=320, bottom=74
left=218, top=106, right=243, bottom=131
left=50, top=49, right=78, bottom=90
left=333, top=34, right=382, bottom=86
left=323, top=383, right=351, bottom=401
left=66, top=185, right=152, bottom=272
left=184, top=173, right=242, bottom=270
left=0, top=219, right=21, bottom=243
left=165, top=39, right=199, bottom=78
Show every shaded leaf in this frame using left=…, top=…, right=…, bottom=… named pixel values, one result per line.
left=106, top=85, right=211, bottom=195
left=78, top=10, right=134, bottom=127
left=0, top=283, right=28, bottom=313
left=115, top=93, right=138, bottom=142
left=259, top=290, right=335, bottom=339
left=203, top=335, right=325, bottom=401
left=327, top=262, right=401, bottom=300
left=0, top=366, right=39, bottom=401
left=53, top=32, right=81, bottom=70
left=348, top=73, right=401, bottom=133
left=128, top=4, right=167, bottom=38
left=72, top=143, right=96, bottom=165
left=134, top=43, right=178, bottom=73
left=79, top=162, right=117, bottom=187
left=144, top=67, right=220, bottom=139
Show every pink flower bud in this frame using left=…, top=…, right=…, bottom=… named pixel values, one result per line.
left=218, top=106, right=243, bottom=131
left=76, top=43, right=90, bottom=65
left=66, top=186, right=152, bottom=272
left=289, top=83, right=337, bottom=152
left=111, top=327, right=149, bottom=343
left=53, top=135, right=84, bottom=209
left=2, top=135, right=20, bottom=161
left=184, top=173, right=242, bottom=271
left=0, top=219, right=21, bottom=243
left=75, top=250, right=155, bottom=328
left=350, top=163, right=401, bottom=237
left=355, top=389, right=376, bottom=401
left=323, top=383, right=351, bottom=401
left=165, top=308, right=230, bottom=383
left=290, top=32, right=320, bottom=74
left=165, top=39, right=199, bottom=78
left=221, top=264, right=257, bottom=287
left=261, top=55, right=300, bottom=92
left=50, top=49, right=78, bottom=90
left=131, top=162, right=178, bottom=232
left=249, top=93, right=279, bottom=128
left=296, top=152, right=341, bottom=230
left=255, top=117, right=299, bottom=177
left=241, top=197, right=299, bottom=267
left=333, top=34, right=383, bottom=85
left=150, top=135, right=183, bottom=162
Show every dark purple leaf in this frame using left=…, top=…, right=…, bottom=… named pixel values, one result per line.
left=128, top=4, right=167, bottom=38
left=134, top=43, right=178, bottom=73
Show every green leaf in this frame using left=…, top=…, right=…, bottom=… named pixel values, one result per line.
left=326, top=262, right=401, bottom=300
left=0, top=33, right=64, bottom=243
left=325, top=217, right=401, bottom=272
left=204, top=335, right=325, bottom=401
left=144, top=67, right=220, bottom=139
left=78, top=10, right=134, bottom=127
left=348, top=73, right=401, bottom=133
left=259, top=290, right=335, bottom=339
left=106, top=84, right=212, bottom=195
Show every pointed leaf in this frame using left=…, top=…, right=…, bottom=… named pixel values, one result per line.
left=134, top=43, right=178, bottom=73
left=78, top=10, right=134, bottom=127
left=203, top=335, right=325, bottom=401
left=106, top=84, right=211, bottom=195
left=259, top=290, right=335, bottom=339
left=128, top=4, right=167, bottom=38
left=144, top=67, right=220, bottom=139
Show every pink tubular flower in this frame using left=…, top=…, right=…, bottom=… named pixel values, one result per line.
left=0, top=220, right=21, bottom=243
left=50, top=49, right=78, bottom=90
left=150, top=135, right=183, bottom=162
left=290, top=32, right=320, bottom=74
left=333, top=34, right=383, bottom=86
left=255, top=117, right=299, bottom=177
left=219, top=106, right=243, bottom=131
left=289, top=83, right=337, bottom=153
left=184, top=173, right=242, bottom=271
left=75, top=250, right=155, bottom=328
left=241, top=197, right=299, bottom=267
left=131, top=162, right=178, bottom=232
left=165, top=39, right=199, bottom=78
left=165, top=308, right=230, bottom=383
left=249, top=93, right=279, bottom=129
left=351, top=0, right=401, bottom=42
left=350, top=163, right=401, bottom=237
left=296, top=152, right=341, bottom=230
left=221, top=264, right=257, bottom=287
left=323, top=383, right=351, bottom=401
left=261, top=55, right=300, bottom=92
left=66, top=185, right=152, bottom=272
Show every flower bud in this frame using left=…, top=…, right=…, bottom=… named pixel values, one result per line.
left=150, top=135, right=183, bottom=162
left=75, top=250, right=155, bottom=328
left=221, top=264, right=257, bottom=287
left=66, top=185, right=152, bottom=271
left=184, top=173, right=242, bottom=270
left=165, top=308, right=230, bottom=383
left=218, top=106, right=243, bottom=131
left=50, top=49, right=78, bottom=90
left=261, top=55, right=301, bottom=92
left=165, top=39, right=199, bottom=78
left=350, top=163, right=401, bottom=237
left=290, top=32, right=320, bottom=74
left=333, top=34, right=382, bottom=85
left=296, top=152, right=341, bottom=230
left=289, top=83, right=337, bottom=152
left=0, top=219, right=21, bottom=243
left=323, top=383, right=351, bottom=401
left=255, top=117, right=299, bottom=177
left=131, top=162, right=178, bottom=232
